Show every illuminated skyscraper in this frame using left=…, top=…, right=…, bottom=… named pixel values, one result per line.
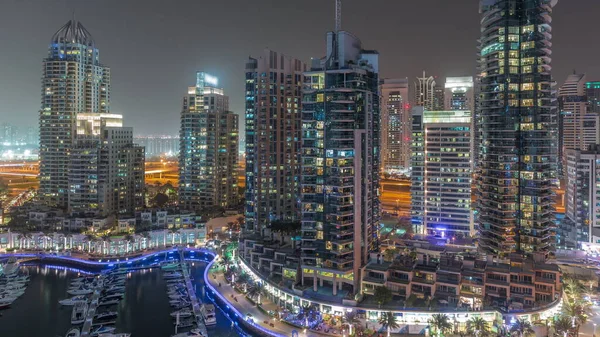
left=380, top=78, right=410, bottom=172
left=300, top=19, right=380, bottom=294
left=244, top=50, right=306, bottom=234
left=411, top=110, right=474, bottom=237
left=477, top=0, right=558, bottom=258
left=179, top=72, right=239, bottom=211
left=39, top=20, right=110, bottom=208
left=414, top=71, right=436, bottom=110
left=558, top=74, right=599, bottom=177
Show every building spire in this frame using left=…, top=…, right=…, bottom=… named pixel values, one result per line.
left=335, top=0, right=342, bottom=33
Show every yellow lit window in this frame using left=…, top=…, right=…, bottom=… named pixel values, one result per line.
left=523, top=66, right=532, bottom=73
left=521, top=41, right=535, bottom=50
left=522, top=57, right=535, bottom=66
left=507, top=35, right=519, bottom=42
left=317, top=93, right=324, bottom=102
left=522, top=25, right=535, bottom=34
left=521, top=83, right=534, bottom=91
left=509, top=84, right=519, bottom=91
left=522, top=99, right=534, bottom=107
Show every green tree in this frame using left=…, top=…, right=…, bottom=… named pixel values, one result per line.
left=466, top=317, right=490, bottom=337
left=509, top=319, right=535, bottom=337
left=373, top=286, right=393, bottom=308
left=551, top=315, right=574, bottom=337
left=428, top=313, right=452, bottom=337
left=378, top=312, right=400, bottom=337
left=384, top=248, right=398, bottom=262
left=563, top=275, right=585, bottom=304
left=563, top=299, right=591, bottom=336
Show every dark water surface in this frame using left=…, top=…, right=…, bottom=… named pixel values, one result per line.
left=0, top=261, right=244, bottom=337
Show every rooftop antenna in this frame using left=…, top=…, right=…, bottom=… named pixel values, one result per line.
left=335, top=0, right=342, bottom=33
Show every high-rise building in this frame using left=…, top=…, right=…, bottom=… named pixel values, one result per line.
left=558, top=74, right=599, bottom=177
left=69, top=116, right=144, bottom=216
left=444, top=77, right=475, bottom=112
left=179, top=72, right=239, bottom=211
left=300, top=26, right=380, bottom=294
left=432, top=84, right=445, bottom=111
left=380, top=78, right=410, bottom=172
left=444, top=77, right=475, bottom=171
left=586, top=81, right=600, bottom=113
left=563, top=145, right=600, bottom=246
left=244, top=50, right=306, bottom=235
left=26, top=126, right=38, bottom=146
left=39, top=20, right=110, bottom=208
left=134, top=136, right=179, bottom=157
left=477, top=0, right=558, bottom=258
left=411, top=109, right=474, bottom=237
left=414, top=71, right=436, bottom=110
left=1, top=123, right=17, bottom=145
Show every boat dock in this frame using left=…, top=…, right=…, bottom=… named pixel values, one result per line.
left=80, top=286, right=102, bottom=336
left=178, top=249, right=208, bottom=336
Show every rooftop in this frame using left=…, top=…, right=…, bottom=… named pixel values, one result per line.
left=51, top=20, right=94, bottom=46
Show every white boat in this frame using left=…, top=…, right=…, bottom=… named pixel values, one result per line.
left=59, top=295, right=88, bottom=306
left=90, top=325, right=116, bottom=336
left=170, top=309, right=193, bottom=318
left=200, top=304, right=216, bottom=325
left=105, top=285, right=125, bottom=292
left=95, top=311, right=118, bottom=320
left=71, top=302, right=88, bottom=325
left=98, top=333, right=131, bottom=337
left=68, top=287, right=93, bottom=296
left=65, top=327, right=80, bottom=337
left=98, top=298, right=120, bottom=306
left=102, top=293, right=124, bottom=300
left=170, top=329, right=204, bottom=337
left=1, top=259, right=20, bottom=277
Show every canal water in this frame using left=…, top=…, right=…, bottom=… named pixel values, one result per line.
left=0, top=257, right=245, bottom=337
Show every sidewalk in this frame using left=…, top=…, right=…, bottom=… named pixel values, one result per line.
left=207, top=268, right=334, bottom=337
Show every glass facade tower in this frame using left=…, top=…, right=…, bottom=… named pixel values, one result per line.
left=39, top=20, right=110, bottom=208
left=477, top=0, right=558, bottom=258
left=300, top=30, right=380, bottom=295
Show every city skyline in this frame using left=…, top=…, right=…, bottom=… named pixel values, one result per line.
left=0, top=0, right=598, bottom=135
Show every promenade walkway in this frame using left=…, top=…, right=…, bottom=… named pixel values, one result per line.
left=206, top=267, right=334, bottom=337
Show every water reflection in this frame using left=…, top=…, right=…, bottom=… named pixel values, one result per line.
left=0, top=258, right=245, bottom=337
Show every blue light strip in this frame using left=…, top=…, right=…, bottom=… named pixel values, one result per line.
left=203, top=259, right=287, bottom=337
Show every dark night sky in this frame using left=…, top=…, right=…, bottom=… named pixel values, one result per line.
left=0, top=0, right=598, bottom=136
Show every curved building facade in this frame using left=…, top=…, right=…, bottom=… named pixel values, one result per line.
left=477, top=0, right=558, bottom=258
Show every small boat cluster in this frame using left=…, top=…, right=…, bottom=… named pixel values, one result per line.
left=162, top=262, right=213, bottom=337
left=61, top=269, right=131, bottom=337
left=0, top=260, right=29, bottom=310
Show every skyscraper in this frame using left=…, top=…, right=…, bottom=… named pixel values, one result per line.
left=300, top=20, right=380, bottom=294
left=586, top=81, right=600, bottom=113
left=39, top=20, right=110, bottom=208
left=414, top=71, right=436, bottom=110
left=411, top=109, right=474, bottom=237
left=380, top=78, right=410, bottom=172
left=477, top=0, right=558, bottom=258
left=563, top=145, right=600, bottom=246
left=558, top=74, right=599, bottom=177
left=69, top=114, right=144, bottom=216
left=244, top=50, right=306, bottom=234
left=445, top=76, right=475, bottom=171
left=179, top=72, right=239, bottom=212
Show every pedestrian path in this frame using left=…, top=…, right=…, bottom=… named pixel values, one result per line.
left=179, top=249, right=208, bottom=336
left=206, top=267, right=333, bottom=337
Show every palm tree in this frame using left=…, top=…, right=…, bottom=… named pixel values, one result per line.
left=466, top=317, right=490, bottom=337
left=551, top=315, right=574, bottom=337
left=563, top=299, right=591, bottom=335
left=509, top=319, right=535, bottom=337
left=247, top=282, right=264, bottom=304
left=378, top=312, right=400, bottom=337
left=563, top=276, right=585, bottom=304
left=140, top=232, right=151, bottom=250
left=428, top=314, right=452, bottom=337
left=85, top=234, right=96, bottom=253
left=124, top=234, right=134, bottom=254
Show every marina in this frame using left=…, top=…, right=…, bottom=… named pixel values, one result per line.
left=0, top=250, right=247, bottom=337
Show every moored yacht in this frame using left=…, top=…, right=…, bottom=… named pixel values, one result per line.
left=200, top=303, right=216, bottom=325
